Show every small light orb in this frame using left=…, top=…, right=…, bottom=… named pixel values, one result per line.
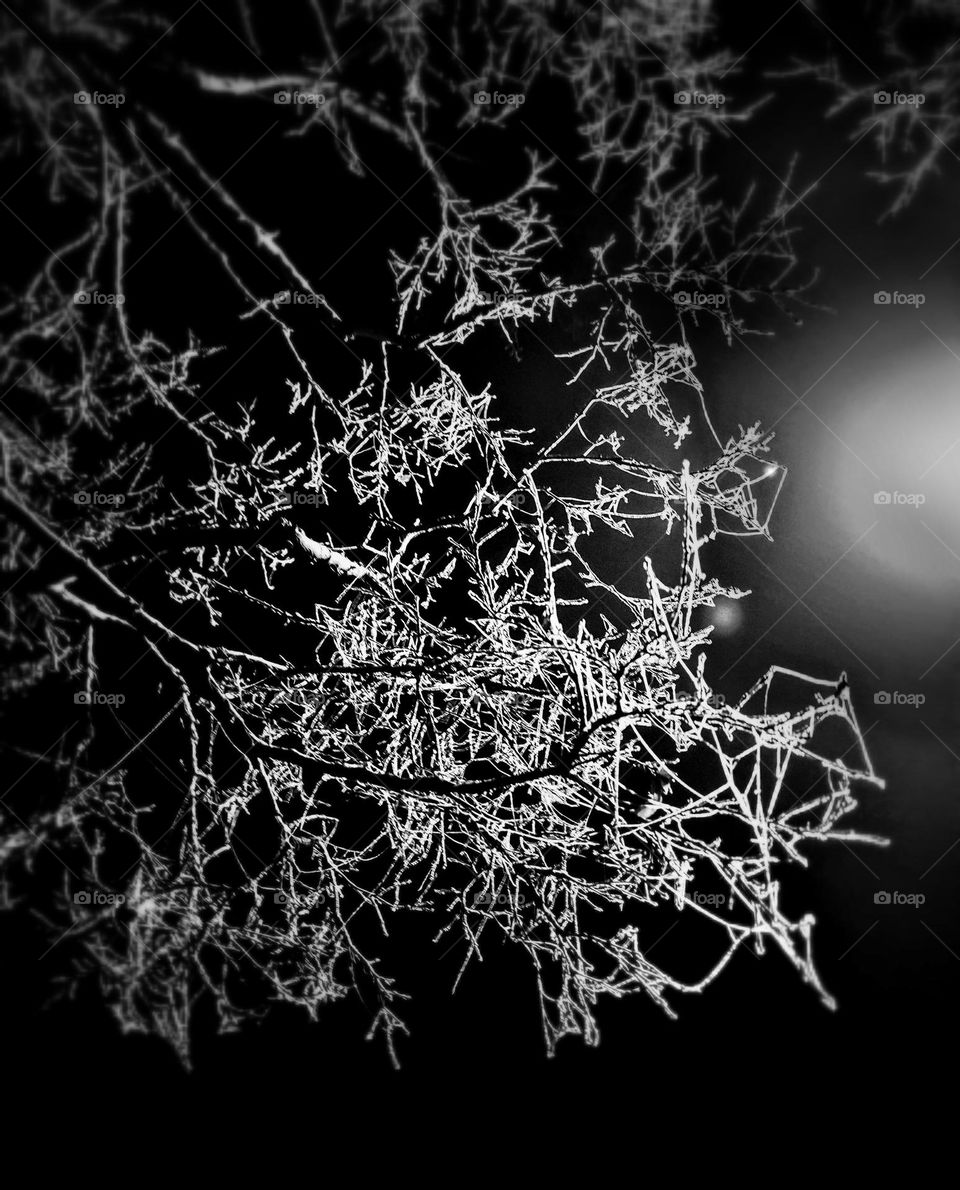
left=707, top=598, right=743, bottom=634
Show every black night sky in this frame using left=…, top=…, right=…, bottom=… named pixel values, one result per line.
left=0, top=0, right=957, bottom=1155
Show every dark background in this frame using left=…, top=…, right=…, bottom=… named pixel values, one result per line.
left=1, top=0, right=956, bottom=1145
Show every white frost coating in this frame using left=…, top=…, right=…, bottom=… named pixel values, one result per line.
left=0, top=0, right=897, bottom=1067
left=294, top=526, right=379, bottom=583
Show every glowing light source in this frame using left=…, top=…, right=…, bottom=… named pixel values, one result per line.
left=707, top=598, right=744, bottom=634
left=831, top=345, right=960, bottom=594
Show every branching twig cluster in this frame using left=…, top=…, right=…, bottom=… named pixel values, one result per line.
left=0, top=0, right=883, bottom=1064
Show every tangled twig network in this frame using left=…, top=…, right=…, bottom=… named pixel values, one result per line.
left=2, top=0, right=919, bottom=1065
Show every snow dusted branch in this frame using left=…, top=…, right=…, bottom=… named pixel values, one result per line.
left=0, top=0, right=883, bottom=1065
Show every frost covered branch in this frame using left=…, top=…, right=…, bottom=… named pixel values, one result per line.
left=0, top=0, right=883, bottom=1065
